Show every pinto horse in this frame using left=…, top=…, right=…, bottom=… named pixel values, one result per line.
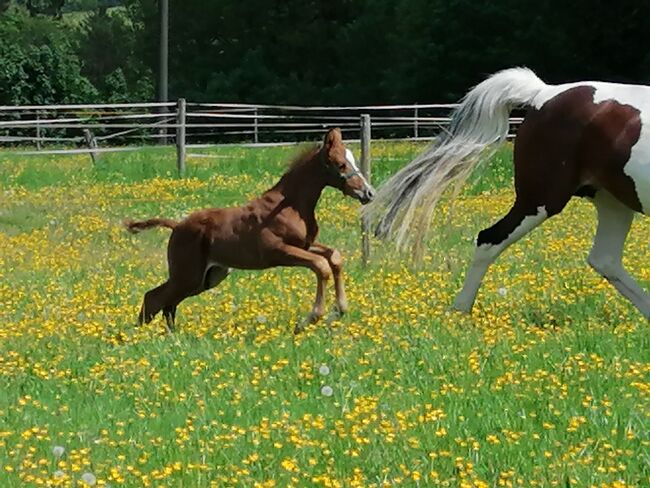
left=369, top=68, right=650, bottom=319
left=125, top=128, right=375, bottom=333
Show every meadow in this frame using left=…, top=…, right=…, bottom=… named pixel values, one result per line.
left=0, top=141, right=648, bottom=487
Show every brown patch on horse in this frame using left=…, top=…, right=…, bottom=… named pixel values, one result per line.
left=578, top=95, right=643, bottom=212
left=126, top=128, right=375, bottom=333
left=515, top=85, right=643, bottom=214
left=478, top=86, right=643, bottom=248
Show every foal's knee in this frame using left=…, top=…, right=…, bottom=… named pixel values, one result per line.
left=313, top=256, right=333, bottom=281
left=329, top=249, right=343, bottom=273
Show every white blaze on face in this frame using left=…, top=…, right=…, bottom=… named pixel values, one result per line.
left=344, top=148, right=370, bottom=186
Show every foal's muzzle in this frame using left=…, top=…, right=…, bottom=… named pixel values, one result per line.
left=355, top=186, right=376, bottom=204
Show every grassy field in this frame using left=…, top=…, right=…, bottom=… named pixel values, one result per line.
left=0, top=141, right=648, bottom=488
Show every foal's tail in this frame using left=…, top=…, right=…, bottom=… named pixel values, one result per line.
left=124, top=218, right=178, bottom=234
left=365, top=67, right=547, bottom=258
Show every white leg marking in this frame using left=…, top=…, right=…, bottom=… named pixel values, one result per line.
left=453, top=206, right=548, bottom=312
left=588, top=192, right=650, bottom=318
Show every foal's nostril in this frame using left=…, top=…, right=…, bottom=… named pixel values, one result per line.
left=366, top=187, right=376, bottom=201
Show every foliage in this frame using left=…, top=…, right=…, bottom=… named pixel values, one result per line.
left=0, top=8, right=97, bottom=105
left=76, top=7, right=154, bottom=102
left=2, top=1, right=650, bottom=104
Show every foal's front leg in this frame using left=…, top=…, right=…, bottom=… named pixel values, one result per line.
left=270, top=243, right=333, bottom=333
left=309, top=243, right=348, bottom=315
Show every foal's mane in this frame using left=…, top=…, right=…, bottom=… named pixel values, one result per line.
left=286, top=144, right=320, bottom=172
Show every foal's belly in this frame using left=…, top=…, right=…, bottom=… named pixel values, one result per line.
left=207, top=238, right=270, bottom=270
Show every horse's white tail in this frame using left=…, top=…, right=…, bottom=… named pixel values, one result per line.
left=366, top=67, right=547, bottom=258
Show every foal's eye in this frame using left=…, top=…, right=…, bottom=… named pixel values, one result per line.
left=338, top=163, right=346, bottom=170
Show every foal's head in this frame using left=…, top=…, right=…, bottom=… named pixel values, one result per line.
left=319, top=128, right=375, bottom=204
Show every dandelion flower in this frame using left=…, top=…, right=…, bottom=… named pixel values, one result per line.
left=81, top=472, right=97, bottom=486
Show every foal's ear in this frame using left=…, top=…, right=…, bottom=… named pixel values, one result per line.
left=323, top=128, right=343, bottom=150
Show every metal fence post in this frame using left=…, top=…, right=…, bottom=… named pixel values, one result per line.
left=176, top=98, right=186, bottom=177
left=360, top=114, right=371, bottom=266
left=253, top=107, right=259, bottom=144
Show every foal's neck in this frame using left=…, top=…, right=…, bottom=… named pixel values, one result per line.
left=273, top=153, right=325, bottom=211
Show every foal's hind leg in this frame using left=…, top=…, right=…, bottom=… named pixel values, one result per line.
left=160, top=266, right=230, bottom=332
left=588, top=191, right=650, bottom=318
left=162, top=305, right=177, bottom=333
left=204, top=265, right=230, bottom=290
left=453, top=202, right=549, bottom=312
left=138, top=281, right=172, bottom=326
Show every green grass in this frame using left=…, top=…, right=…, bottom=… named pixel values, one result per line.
left=0, top=141, right=648, bottom=487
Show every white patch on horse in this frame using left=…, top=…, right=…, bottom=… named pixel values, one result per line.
left=344, top=148, right=357, bottom=168
left=453, top=206, right=548, bottom=312
left=345, top=148, right=370, bottom=185
left=588, top=191, right=650, bottom=317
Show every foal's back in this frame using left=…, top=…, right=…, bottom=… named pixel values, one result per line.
left=168, top=191, right=285, bottom=270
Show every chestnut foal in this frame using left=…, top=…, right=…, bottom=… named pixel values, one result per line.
left=125, top=128, right=375, bottom=334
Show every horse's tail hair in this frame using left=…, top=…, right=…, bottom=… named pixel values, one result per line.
left=364, top=67, right=547, bottom=259
left=124, top=218, right=178, bottom=234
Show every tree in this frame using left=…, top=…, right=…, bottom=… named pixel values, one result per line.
left=77, top=6, right=154, bottom=101
left=0, top=8, right=97, bottom=104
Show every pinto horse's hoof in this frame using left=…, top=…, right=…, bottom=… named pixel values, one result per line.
left=451, top=300, right=473, bottom=314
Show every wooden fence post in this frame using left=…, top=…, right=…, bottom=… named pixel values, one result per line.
left=83, top=129, right=99, bottom=165
left=176, top=98, right=186, bottom=177
left=360, top=114, right=371, bottom=266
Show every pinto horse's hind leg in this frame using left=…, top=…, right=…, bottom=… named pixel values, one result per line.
left=453, top=202, right=549, bottom=312
left=588, top=191, right=650, bottom=319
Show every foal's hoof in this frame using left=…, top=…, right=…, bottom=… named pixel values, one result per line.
left=293, top=312, right=322, bottom=334
left=326, top=305, right=346, bottom=323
